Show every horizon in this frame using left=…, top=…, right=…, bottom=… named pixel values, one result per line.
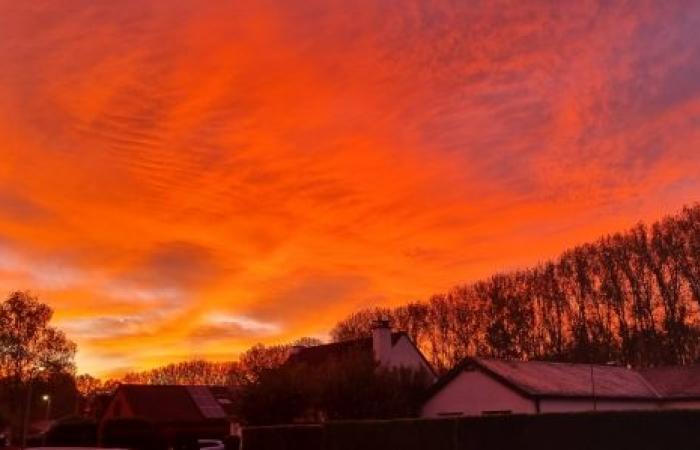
left=2, top=1, right=700, bottom=378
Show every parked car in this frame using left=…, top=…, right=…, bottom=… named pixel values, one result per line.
left=198, top=439, right=225, bottom=450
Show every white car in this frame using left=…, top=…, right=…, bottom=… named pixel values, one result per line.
left=198, top=439, right=225, bottom=450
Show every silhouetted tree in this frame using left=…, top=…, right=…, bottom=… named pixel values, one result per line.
left=237, top=350, right=432, bottom=424
left=0, top=291, right=76, bottom=434
left=122, top=360, right=236, bottom=386
left=332, top=203, right=700, bottom=372
left=330, top=308, right=392, bottom=342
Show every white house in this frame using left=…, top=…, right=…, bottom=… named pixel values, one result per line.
left=422, top=358, right=700, bottom=417
left=287, top=320, right=435, bottom=380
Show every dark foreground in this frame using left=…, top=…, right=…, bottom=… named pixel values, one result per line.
left=243, top=410, right=700, bottom=450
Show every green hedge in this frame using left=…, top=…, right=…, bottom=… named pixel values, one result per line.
left=325, top=417, right=456, bottom=450
left=242, top=424, right=323, bottom=450
left=242, top=410, right=700, bottom=450
left=100, top=417, right=169, bottom=450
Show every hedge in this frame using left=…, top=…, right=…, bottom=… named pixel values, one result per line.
left=100, top=417, right=169, bottom=450
left=242, top=410, right=700, bottom=450
left=242, top=424, right=323, bottom=450
left=44, top=416, right=98, bottom=447
left=325, top=417, right=456, bottom=450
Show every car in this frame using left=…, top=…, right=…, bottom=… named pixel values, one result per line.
left=198, top=439, right=225, bottom=450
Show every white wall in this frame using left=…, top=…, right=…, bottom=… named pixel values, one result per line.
left=388, top=335, right=435, bottom=379
left=539, top=398, right=658, bottom=413
left=660, top=400, right=700, bottom=410
left=422, top=370, right=536, bottom=417
left=421, top=369, right=668, bottom=417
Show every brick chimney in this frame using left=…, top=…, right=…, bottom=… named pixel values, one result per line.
left=372, top=319, right=392, bottom=367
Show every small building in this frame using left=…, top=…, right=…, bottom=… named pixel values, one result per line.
left=101, top=384, right=236, bottom=443
left=422, top=358, right=700, bottom=417
left=287, top=320, right=435, bottom=380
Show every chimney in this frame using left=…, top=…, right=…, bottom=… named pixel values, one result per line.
left=372, top=319, right=392, bottom=367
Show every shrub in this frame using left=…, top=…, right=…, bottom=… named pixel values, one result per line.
left=242, top=425, right=323, bottom=450
left=224, top=435, right=242, bottom=450
left=44, top=415, right=97, bottom=447
left=241, top=410, right=700, bottom=450
left=100, top=417, right=168, bottom=450
left=325, top=418, right=455, bottom=450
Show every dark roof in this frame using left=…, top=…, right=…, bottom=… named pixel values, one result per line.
left=430, top=358, right=661, bottom=401
left=115, top=384, right=235, bottom=423
left=640, top=365, right=700, bottom=399
left=286, top=332, right=405, bottom=366
left=476, top=358, right=659, bottom=399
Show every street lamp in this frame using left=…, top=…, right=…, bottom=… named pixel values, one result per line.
left=20, top=367, right=45, bottom=450
left=42, top=395, right=52, bottom=420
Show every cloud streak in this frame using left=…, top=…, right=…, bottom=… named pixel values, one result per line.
left=0, top=0, right=699, bottom=376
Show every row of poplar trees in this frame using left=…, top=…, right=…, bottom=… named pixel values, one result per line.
left=332, top=204, right=700, bottom=374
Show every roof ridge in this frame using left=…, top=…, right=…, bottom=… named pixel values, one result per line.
left=475, top=357, right=645, bottom=371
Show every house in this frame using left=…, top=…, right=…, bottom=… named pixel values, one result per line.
left=422, top=358, right=700, bottom=417
left=287, top=320, right=436, bottom=380
left=101, top=384, right=236, bottom=443
left=639, top=365, right=700, bottom=409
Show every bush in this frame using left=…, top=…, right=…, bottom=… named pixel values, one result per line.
left=325, top=418, right=456, bottom=450
left=242, top=425, right=323, bottom=450
left=44, top=415, right=97, bottom=447
left=241, top=410, right=700, bottom=450
left=100, top=417, right=168, bottom=450
left=224, top=435, right=242, bottom=450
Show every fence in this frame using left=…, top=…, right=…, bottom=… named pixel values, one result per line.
left=242, top=410, right=700, bottom=450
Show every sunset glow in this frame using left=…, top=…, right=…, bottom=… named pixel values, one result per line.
left=1, top=1, right=700, bottom=376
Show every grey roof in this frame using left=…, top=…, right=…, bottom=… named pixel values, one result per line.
left=115, top=384, right=236, bottom=422
left=285, top=332, right=436, bottom=376
left=431, top=358, right=700, bottom=402
left=475, top=358, right=659, bottom=399
left=640, top=365, right=700, bottom=399
left=286, top=333, right=405, bottom=366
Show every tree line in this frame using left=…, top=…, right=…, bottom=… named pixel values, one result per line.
left=332, top=204, right=700, bottom=373
left=3, top=203, right=700, bottom=428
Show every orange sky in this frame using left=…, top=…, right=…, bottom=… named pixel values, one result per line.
left=1, top=1, right=700, bottom=377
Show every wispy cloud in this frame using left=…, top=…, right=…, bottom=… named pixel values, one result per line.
left=1, top=0, right=699, bottom=376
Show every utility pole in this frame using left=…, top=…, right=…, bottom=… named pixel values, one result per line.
left=20, top=378, right=34, bottom=450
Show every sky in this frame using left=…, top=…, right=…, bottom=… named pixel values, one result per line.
left=1, top=1, right=700, bottom=377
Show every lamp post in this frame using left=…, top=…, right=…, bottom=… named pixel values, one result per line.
left=42, top=395, right=51, bottom=421
left=20, top=368, right=45, bottom=450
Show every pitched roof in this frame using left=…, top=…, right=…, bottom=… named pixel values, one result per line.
left=639, top=365, right=700, bottom=399
left=115, top=384, right=235, bottom=423
left=431, top=358, right=661, bottom=401
left=476, top=358, right=659, bottom=399
left=286, top=332, right=406, bottom=366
